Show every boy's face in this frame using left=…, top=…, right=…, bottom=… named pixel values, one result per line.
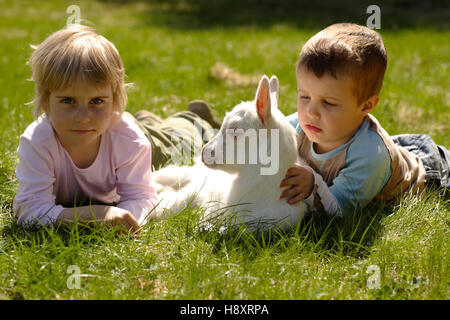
left=297, top=67, right=372, bottom=154
left=43, top=80, right=114, bottom=154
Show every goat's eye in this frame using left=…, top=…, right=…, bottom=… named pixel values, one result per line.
left=226, top=129, right=240, bottom=138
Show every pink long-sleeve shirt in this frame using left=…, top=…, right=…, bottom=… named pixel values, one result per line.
left=13, top=113, right=159, bottom=226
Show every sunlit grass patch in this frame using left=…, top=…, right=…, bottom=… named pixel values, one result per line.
left=0, top=0, right=448, bottom=300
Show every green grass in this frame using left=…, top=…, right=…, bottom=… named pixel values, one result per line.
left=0, top=0, right=449, bottom=300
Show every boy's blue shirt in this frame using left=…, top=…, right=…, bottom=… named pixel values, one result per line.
left=287, top=113, right=392, bottom=215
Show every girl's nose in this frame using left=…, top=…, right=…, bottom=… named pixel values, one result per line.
left=76, top=105, right=90, bottom=122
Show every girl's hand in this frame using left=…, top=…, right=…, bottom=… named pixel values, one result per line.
left=280, top=164, right=314, bottom=204
left=57, top=205, right=141, bottom=234
left=102, top=207, right=141, bottom=234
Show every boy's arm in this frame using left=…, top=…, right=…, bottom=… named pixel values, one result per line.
left=282, top=156, right=390, bottom=216
left=281, top=127, right=391, bottom=216
left=281, top=164, right=342, bottom=216
left=305, top=170, right=343, bottom=216
left=327, top=147, right=391, bottom=215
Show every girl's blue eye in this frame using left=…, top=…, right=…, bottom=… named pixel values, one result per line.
left=90, top=98, right=104, bottom=105
left=60, top=98, right=75, bottom=104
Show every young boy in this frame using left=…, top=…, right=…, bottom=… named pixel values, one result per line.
left=280, top=23, right=449, bottom=216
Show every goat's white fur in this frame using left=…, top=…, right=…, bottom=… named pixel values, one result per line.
left=151, top=75, right=308, bottom=231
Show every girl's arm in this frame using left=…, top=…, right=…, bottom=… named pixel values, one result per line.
left=56, top=205, right=140, bottom=233
left=14, top=127, right=140, bottom=233
left=112, top=119, right=159, bottom=224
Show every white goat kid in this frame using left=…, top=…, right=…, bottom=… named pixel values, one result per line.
left=152, top=75, right=308, bottom=231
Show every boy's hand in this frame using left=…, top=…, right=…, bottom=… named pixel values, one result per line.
left=280, top=164, right=314, bottom=205
left=102, top=207, right=140, bottom=234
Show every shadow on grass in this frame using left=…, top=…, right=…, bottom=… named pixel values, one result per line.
left=2, top=191, right=446, bottom=263
left=0, top=211, right=135, bottom=256
left=186, top=202, right=396, bottom=260
left=100, top=0, right=449, bottom=30
left=0, top=194, right=391, bottom=262
left=198, top=189, right=450, bottom=260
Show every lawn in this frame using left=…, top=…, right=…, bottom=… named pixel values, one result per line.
left=0, top=0, right=448, bottom=300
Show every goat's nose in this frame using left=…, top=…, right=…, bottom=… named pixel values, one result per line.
left=202, top=148, right=206, bottom=164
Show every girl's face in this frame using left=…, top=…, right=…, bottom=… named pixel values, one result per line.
left=43, top=80, right=114, bottom=153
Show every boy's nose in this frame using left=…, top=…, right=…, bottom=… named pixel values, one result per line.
left=306, top=102, right=320, bottom=119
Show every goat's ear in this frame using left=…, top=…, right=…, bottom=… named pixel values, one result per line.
left=269, top=75, right=279, bottom=109
left=256, top=75, right=271, bottom=124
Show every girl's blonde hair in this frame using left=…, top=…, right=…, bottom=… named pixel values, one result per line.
left=29, top=24, right=128, bottom=119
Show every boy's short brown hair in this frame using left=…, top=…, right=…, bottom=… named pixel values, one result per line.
left=297, top=23, right=387, bottom=105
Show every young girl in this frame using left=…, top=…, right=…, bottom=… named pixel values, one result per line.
left=13, top=24, right=219, bottom=233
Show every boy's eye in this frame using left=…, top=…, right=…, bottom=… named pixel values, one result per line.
left=299, top=95, right=310, bottom=100
left=324, top=100, right=337, bottom=106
